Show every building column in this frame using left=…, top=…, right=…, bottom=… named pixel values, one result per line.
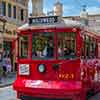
left=32, top=0, right=43, bottom=16
left=25, top=0, right=29, bottom=20
left=6, top=0, right=8, bottom=17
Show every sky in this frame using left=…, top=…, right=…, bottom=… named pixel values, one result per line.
left=28, top=0, right=100, bottom=16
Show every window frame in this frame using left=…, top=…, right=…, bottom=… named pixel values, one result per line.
left=57, top=32, right=77, bottom=60
left=8, top=3, right=12, bottom=17
left=20, top=9, right=24, bottom=21
left=81, top=34, right=97, bottom=59
left=18, top=28, right=79, bottom=60
left=13, top=5, right=16, bottom=19
left=31, top=32, right=55, bottom=60
left=2, top=1, right=6, bottom=16
left=18, top=34, right=30, bottom=59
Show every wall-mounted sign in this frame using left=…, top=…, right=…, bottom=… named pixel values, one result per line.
left=29, top=16, right=59, bottom=25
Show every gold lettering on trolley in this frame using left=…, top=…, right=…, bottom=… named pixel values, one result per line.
left=62, top=74, right=65, bottom=78
left=59, top=74, right=62, bottom=78
left=65, top=74, right=69, bottom=79
left=71, top=74, right=74, bottom=79
left=58, top=73, right=74, bottom=79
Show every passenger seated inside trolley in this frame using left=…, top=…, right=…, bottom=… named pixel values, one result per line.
left=58, top=32, right=76, bottom=59
left=32, top=32, right=54, bottom=59
left=31, top=32, right=76, bottom=59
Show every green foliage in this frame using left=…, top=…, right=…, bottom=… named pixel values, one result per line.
left=33, top=36, right=47, bottom=52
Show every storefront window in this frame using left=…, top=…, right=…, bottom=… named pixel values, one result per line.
left=32, top=32, right=54, bottom=60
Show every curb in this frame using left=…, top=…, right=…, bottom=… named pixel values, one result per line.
left=0, top=82, right=14, bottom=88
left=0, top=73, right=16, bottom=88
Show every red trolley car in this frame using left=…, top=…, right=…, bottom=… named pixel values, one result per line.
left=13, top=16, right=100, bottom=100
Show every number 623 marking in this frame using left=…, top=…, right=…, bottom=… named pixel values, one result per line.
left=58, top=73, right=74, bottom=79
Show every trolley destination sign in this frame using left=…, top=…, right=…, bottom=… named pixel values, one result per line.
left=29, top=16, right=59, bottom=25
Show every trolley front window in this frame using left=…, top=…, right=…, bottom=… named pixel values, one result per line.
left=58, top=32, right=76, bottom=59
left=32, top=32, right=54, bottom=60
left=19, top=35, right=29, bottom=58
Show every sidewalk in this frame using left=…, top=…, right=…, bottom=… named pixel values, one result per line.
left=0, top=72, right=16, bottom=88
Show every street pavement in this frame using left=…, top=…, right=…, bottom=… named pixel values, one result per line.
left=90, top=93, right=100, bottom=100
left=0, top=72, right=16, bottom=88
left=0, top=86, right=100, bottom=100
left=0, top=86, right=17, bottom=100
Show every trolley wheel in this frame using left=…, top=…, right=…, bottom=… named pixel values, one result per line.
left=74, top=97, right=87, bottom=100
left=86, top=89, right=95, bottom=99
left=74, top=92, right=87, bottom=100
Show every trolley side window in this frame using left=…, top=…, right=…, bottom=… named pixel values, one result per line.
left=19, top=35, right=29, bottom=58
left=58, top=32, right=76, bottom=59
left=32, top=32, right=54, bottom=60
left=82, top=35, right=97, bottom=59
left=85, top=35, right=90, bottom=58
left=89, top=38, right=96, bottom=58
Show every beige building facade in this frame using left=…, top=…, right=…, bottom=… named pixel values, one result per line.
left=0, top=0, right=100, bottom=71
left=0, top=16, right=6, bottom=53
left=32, top=0, right=44, bottom=16
left=64, top=14, right=100, bottom=58
left=64, top=14, right=100, bottom=34
left=0, top=0, right=28, bottom=71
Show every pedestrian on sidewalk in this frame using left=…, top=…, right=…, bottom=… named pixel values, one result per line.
left=2, top=53, right=7, bottom=77
left=6, top=54, right=11, bottom=73
left=0, top=66, right=3, bottom=83
left=0, top=53, right=3, bottom=83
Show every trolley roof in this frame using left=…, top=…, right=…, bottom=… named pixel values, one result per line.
left=18, top=16, right=84, bottom=31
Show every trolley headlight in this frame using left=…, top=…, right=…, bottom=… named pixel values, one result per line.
left=19, top=64, right=30, bottom=75
left=38, top=64, right=46, bottom=73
